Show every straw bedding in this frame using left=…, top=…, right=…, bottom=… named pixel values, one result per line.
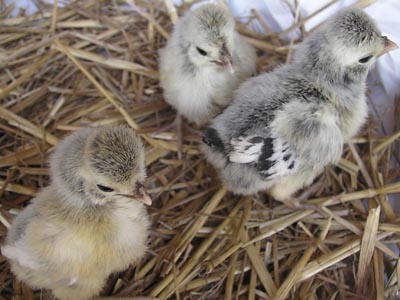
left=0, top=0, right=399, bottom=299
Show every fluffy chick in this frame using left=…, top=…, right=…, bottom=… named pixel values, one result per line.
left=159, top=3, right=256, bottom=127
left=202, top=8, right=397, bottom=205
left=1, top=126, right=151, bottom=300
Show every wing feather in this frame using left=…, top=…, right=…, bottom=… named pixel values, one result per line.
left=229, top=136, right=264, bottom=163
left=1, top=239, right=42, bottom=270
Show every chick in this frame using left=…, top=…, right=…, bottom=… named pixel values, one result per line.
left=202, top=8, right=397, bottom=206
left=159, top=3, right=256, bottom=154
left=1, top=126, right=151, bottom=300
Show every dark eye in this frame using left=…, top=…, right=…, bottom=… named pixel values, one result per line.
left=96, top=185, right=114, bottom=192
left=358, top=55, right=373, bottom=64
left=196, top=47, right=207, bottom=56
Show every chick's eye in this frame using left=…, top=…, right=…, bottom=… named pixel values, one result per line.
left=196, top=47, right=207, bottom=56
left=96, top=185, right=114, bottom=192
left=358, top=55, right=373, bottom=64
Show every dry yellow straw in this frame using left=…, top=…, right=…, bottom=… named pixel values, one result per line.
left=53, top=40, right=141, bottom=131
left=272, top=218, right=332, bottom=300
left=0, top=106, right=59, bottom=146
left=240, top=228, right=277, bottom=298
left=0, top=1, right=396, bottom=298
left=356, top=206, right=381, bottom=292
left=150, top=187, right=229, bottom=298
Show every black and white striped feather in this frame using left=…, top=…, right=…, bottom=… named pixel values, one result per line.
left=229, top=135, right=298, bottom=180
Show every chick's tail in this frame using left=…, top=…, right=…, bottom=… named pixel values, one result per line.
left=202, top=127, right=225, bottom=154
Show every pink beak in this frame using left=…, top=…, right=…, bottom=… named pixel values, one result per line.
left=219, top=43, right=234, bottom=74
left=221, top=54, right=234, bottom=74
left=119, top=186, right=152, bottom=206
left=378, top=36, right=398, bottom=57
left=136, top=186, right=152, bottom=206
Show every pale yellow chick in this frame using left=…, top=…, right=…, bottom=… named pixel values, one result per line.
left=1, top=126, right=151, bottom=300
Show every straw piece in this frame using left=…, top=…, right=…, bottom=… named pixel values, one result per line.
left=53, top=40, right=141, bottom=131
left=373, top=131, right=400, bottom=154
left=0, top=168, right=16, bottom=199
left=0, top=145, right=45, bottom=168
left=336, top=158, right=359, bottom=175
left=143, top=135, right=199, bottom=155
left=0, top=106, right=59, bottom=146
left=354, top=0, right=378, bottom=8
left=248, top=242, right=260, bottom=300
left=150, top=187, right=229, bottom=298
left=240, top=228, right=277, bottom=298
left=285, top=1, right=301, bottom=63
left=125, top=0, right=170, bottom=39
left=18, top=167, right=50, bottom=176
left=177, top=186, right=227, bottom=251
left=250, top=9, right=277, bottom=40
left=0, top=180, right=36, bottom=196
left=58, top=45, right=158, bottom=79
left=224, top=249, right=239, bottom=300
left=243, top=36, right=288, bottom=53
left=145, top=147, right=170, bottom=166
left=321, top=206, right=398, bottom=259
left=307, top=182, right=400, bottom=206
left=0, top=2, right=96, bottom=26
left=201, top=242, right=243, bottom=275
left=243, top=210, right=313, bottom=246
left=182, top=274, right=221, bottom=290
left=397, top=260, right=400, bottom=292
left=299, top=232, right=392, bottom=282
left=373, top=250, right=384, bottom=300
left=0, top=210, right=11, bottom=228
left=0, top=3, right=15, bottom=18
left=0, top=51, right=56, bottom=100
left=356, top=206, right=381, bottom=292
left=162, top=0, right=179, bottom=24
left=272, top=218, right=332, bottom=300
left=56, top=19, right=111, bottom=28
left=278, top=0, right=337, bottom=37
left=348, top=141, right=374, bottom=188
left=51, top=0, right=58, bottom=34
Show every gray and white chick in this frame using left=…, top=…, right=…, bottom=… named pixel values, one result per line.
left=1, top=126, right=151, bottom=300
left=159, top=3, right=256, bottom=127
left=202, top=8, right=397, bottom=206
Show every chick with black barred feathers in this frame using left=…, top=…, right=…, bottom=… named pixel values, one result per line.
left=202, top=8, right=397, bottom=206
left=159, top=4, right=256, bottom=137
left=1, top=126, right=151, bottom=300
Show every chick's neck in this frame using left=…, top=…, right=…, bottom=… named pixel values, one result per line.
left=291, top=35, right=371, bottom=140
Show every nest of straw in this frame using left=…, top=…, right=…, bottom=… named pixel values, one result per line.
left=0, top=0, right=399, bottom=299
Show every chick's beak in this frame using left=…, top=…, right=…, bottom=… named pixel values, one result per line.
left=378, top=36, right=398, bottom=57
left=136, top=186, right=152, bottom=206
left=221, top=54, right=234, bottom=74
left=120, top=186, right=152, bottom=206
left=220, top=44, right=234, bottom=74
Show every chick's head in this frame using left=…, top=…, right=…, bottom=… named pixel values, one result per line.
left=181, top=4, right=235, bottom=71
left=80, top=126, right=151, bottom=206
left=324, top=8, right=397, bottom=70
